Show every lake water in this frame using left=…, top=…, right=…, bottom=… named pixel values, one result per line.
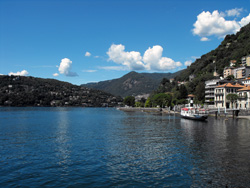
left=0, top=107, right=250, bottom=187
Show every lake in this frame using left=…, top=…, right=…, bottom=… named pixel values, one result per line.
left=0, top=107, right=250, bottom=187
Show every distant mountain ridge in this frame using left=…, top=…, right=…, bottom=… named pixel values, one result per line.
left=82, top=71, right=181, bottom=97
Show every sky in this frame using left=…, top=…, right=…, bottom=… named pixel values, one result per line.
left=1, top=0, right=250, bottom=85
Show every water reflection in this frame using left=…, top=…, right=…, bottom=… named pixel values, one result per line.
left=54, top=109, right=72, bottom=173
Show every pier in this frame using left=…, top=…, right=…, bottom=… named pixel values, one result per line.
left=208, top=108, right=250, bottom=119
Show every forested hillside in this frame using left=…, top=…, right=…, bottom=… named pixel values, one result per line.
left=0, top=75, right=122, bottom=107
left=82, top=71, right=181, bottom=97
left=176, top=23, right=250, bottom=82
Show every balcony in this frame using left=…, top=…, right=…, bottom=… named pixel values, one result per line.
left=205, top=90, right=214, bottom=94
left=215, top=93, right=224, bottom=95
left=205, top=95, right=215, bottom=98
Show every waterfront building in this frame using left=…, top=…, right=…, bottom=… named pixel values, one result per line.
left=205, top=79, right=229, bottom=108
left=205, top=79, right=220, bottom=107
left=237, top=85, right=250, bottom=109
left=242, top=77, right=250, bottom=85
left=214, top=83, right=244, bottom=108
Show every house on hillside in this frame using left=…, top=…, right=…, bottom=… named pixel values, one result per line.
left=234, top=66, right=250, bottom=79
left=214, top=83, right=244, bottom=108
left=241, top=55, right=250, bottom=66
left=230, top=60, right=237, bottom=67
left=189, top=74, right=195, bottom=82
left=223, top=67, right=235, bottom=78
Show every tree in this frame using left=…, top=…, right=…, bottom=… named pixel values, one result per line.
left=145, top=97, right=152, bottom=107
left=152, top=93, right=172, bottom=108
left=195, top=82, right=205, bottom=102
left=135, top=102, right=142, bottom=107
left=226, top=75, right=235, bottom=81
left=178, top=85, right=188, bottom=99
left=123, top=96, right=135, bottom=107
left=226, top=94, right=238, bottom=108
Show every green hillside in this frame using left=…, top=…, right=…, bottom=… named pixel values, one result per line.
left=175, top=23, right=250, bottom=82
left=0, top=75, right=122, bottom=107
left=82, top=71, right=181, bottom=97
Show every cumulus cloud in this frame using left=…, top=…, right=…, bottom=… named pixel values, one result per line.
left=107, top=44, right=145, bottom=70
left=58, top=58, right=78, bottom=77
left=193, top=10, right=240, bottom=39
left=8, top=70, right=28, bottom=76
left=53, top=73, right=59, bottom=77
left=239, top=13, right=250, bottom=27
left=85, top=52, right=91, bottom=57
left=200, top=37, right=210, bottom=41
left=226, top=8, right=243, bottom=17
left=107, top=44, right=182, bottom=71
left=184, top=60, right=192, bottom=66
left=193, top=10, right=250, bottom=41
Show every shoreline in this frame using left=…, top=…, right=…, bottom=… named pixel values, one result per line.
left=117, top=107, right=250, bottom=120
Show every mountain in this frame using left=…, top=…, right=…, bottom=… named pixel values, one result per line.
left=175, top=22, right=250, bottom=82
left=82, top=71, right=181, bottom=97
left=0, top=75, right=122, bottom=107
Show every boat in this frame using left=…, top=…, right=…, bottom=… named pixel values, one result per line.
left=180, top=94, right=209, bottom=121
left=180, top=107, right=209, bottom=121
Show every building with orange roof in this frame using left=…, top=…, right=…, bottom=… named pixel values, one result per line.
left=242, top=77, right=250, bottom=85
left=237, top=85, right=250, bottom=109
left=214, top=83, right=244, bottom=108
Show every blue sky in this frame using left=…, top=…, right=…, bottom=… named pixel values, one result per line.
left=1, top=0, right=250, bottom=85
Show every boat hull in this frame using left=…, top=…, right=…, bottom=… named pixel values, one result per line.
left=181, top=114, right=208, bottom=121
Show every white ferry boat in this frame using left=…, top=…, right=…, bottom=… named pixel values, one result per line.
left=180, top=94, right=209, bottom=121
left=180, top=107, right=209, bottom=121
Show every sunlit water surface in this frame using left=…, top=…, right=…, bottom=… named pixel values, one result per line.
left=0, top=107, right=250, bottom=187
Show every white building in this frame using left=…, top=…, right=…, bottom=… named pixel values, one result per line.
left=237, top=85, right=250, bottom=109
left=242, top=77, right=250, bottom=85
left=214, top=83, right=244, bottom=108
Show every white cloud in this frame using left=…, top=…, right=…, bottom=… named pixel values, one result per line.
left=58, top=58, right=78, bottom=77
left=82, top=70, right=97, bottom=73
left=226, top=8, right=243, bottom=17
left=8, top=70, right=28, bottom=76
left=107, top=44, right=145, bottom=70
left=184, top=60, right=192, bottom=66
left=0, top=74, right=4, bottom=75
left=143, top=45, right=182, bottom=71
left=98, top=66, right=128, bottom=71
left=239, top=13, right=250, bottom=27
left=200, top=37, right=210, bottom=41
left=193, top=10, right=240, bottom=39
left=85, top=52, right=91, bottom=57
left=53, top=73, right=59, bottom=77
left=107, top=44, right=182, bottom=71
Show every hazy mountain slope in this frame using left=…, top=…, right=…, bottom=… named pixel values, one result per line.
left=82, top=71, right=180, bottom=97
